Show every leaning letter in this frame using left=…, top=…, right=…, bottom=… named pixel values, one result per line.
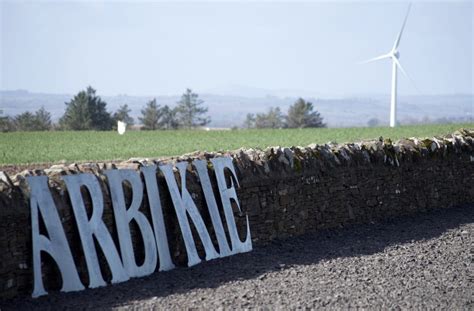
left=210, top=157, right=252, bottom=254
left=27, top=176, right=84, bottom=297
left=104, top=169, right=157, bottom=278
left=63, top=174, right=129, bottom=288
left=160, top=162, right=220, bottom=266
left=141, top=165, right=175, bottom=271
left=193, top=159, right=232, bottom=257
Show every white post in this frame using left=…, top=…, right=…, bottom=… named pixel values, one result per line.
left=390, top=59, right=398, bottom=127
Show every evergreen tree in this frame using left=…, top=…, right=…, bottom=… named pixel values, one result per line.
left=14, top=112, right=37, bottom=131
left=86, top=87, right=113, bottom=130
left=175, top=89, right=210, bottom=129
left=59, top=86, right=113, bottom=130
left=243, top=113, right=256, bottom=129
left=34, top=107, right=52, bottom=131
left=139, top=99, right=161, bottom=130
left=1, top=107, right=51, bottom=132
left=59, top=90, right=91, bottom=130
left=159, top=105, right=179, bottom=130
left=0, top=116, right=15, bottom=132
left=286, top=98, right=325, bottom=128
left=255, top=107, right=285, bottom=129
left=113, top=104, right=135, bottom=125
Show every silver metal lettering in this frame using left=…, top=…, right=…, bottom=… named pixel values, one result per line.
left=211, top=157, right=252, bottom=254
left=141, top=165, right=175, bottom=271
left=104, top=169, right=158, bottom=278
left=27, top=176, right=84, bottom=297
left=160, top=162, right=219, bottom=266
left=63, top=174, right=129, bottom=287
left=193, top=159, right=232, bottom=257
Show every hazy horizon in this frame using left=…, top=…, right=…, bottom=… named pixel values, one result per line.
left=1, top=87, right=473, bottom=99
left=1, top=1, right=473, bottom=98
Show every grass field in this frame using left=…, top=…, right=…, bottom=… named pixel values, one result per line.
left=0, top=123, right=472, bottom=165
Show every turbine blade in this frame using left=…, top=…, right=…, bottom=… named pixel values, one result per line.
left=358, top=53, right=391, bottom=64
left=393, top=57, right=420, bottom=93
left=392, top=3, right=412, bottom=51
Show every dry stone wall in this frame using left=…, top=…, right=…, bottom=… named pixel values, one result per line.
left=1, top=129, right=473, bottom=299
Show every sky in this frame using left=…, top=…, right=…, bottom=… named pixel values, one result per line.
left=0, top=0, right=472, bottom=97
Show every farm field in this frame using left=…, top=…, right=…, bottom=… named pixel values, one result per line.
left=0, top=123, right=472, bottom=165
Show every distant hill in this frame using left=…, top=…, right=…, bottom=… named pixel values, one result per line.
left=0, top=90, right=472, bottom=128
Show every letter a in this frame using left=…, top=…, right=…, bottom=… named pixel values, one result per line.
left=27, top=176, right=84, bottom=297
left=63, top=174, right=129, bottom=288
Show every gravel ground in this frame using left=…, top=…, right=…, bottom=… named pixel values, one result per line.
left=1, top=205, right=473, bottom=310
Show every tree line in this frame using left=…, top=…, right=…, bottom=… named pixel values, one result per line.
left=0, top=87, right=326, bottom=132
left=0, top=107, right=53, bottom=132
left=0, top=87, right=210, bottom=132
left=243, top=98, right=325, bottom=129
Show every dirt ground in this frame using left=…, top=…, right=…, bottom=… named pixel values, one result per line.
left=1, top=205, right=472, bottom=310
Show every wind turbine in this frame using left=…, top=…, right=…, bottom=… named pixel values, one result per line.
left=361, top=3, right=417, bottom=127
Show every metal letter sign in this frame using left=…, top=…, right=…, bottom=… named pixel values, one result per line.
left=27, top=157, right=252, bottom=297
left=62, top=174, right=129, bottom=287
left=193, top=159, right=233, bottom=256
left=211, top=157, right=252, bottom=253
left=160, top=162, right=220, bottom=266
left=141, top=165, right=175, bottom=271
left=28, top=176, right=84, bottom=297
left=105, top=169, right=158, bottom=278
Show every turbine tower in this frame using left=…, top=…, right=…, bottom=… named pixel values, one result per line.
left=361, top=3, right=416, bottom=127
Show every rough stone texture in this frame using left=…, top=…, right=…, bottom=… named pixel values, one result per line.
left=0, top=129, right=473, bottom=299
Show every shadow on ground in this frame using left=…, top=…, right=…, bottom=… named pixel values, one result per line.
left=1, top=204, right=473, bottom=310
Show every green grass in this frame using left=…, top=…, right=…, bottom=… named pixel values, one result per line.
left=0, top=123, right=472, bottom=165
